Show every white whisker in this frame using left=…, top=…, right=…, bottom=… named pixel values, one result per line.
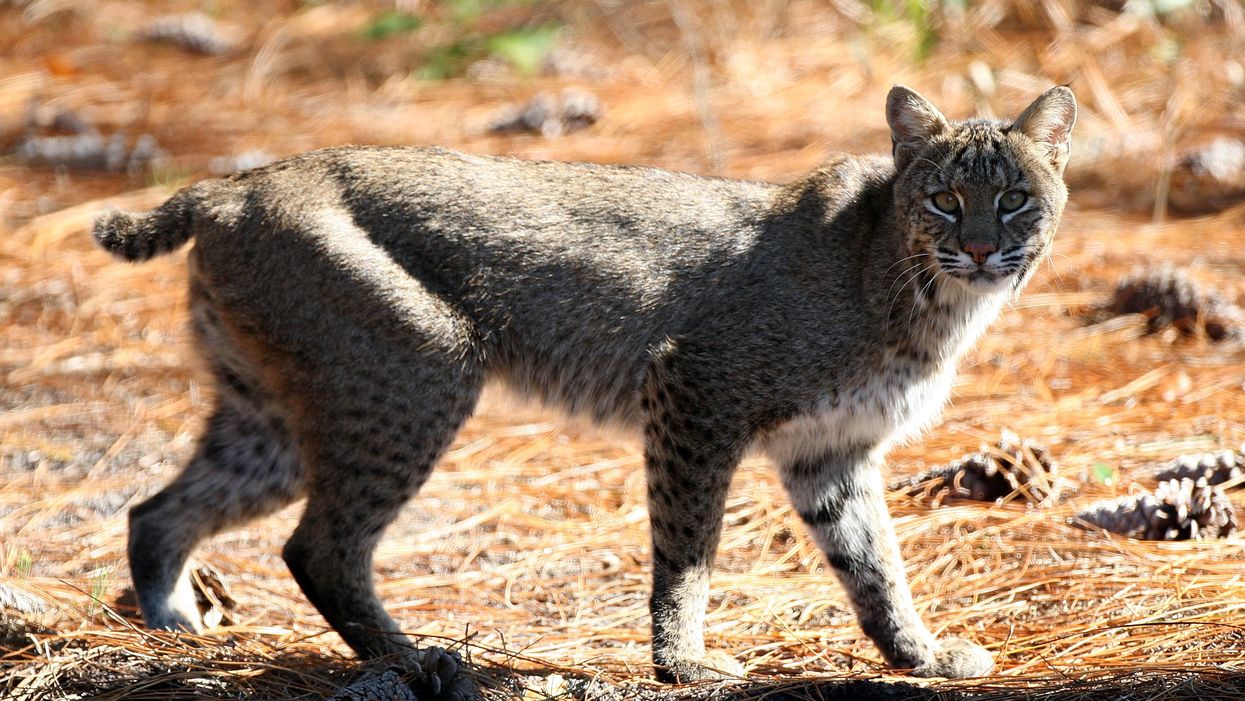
left=907, top=266, right=943, bottom=334
left=881, top=252, right=930, bottom=279
left=886, top=261, right=935, bottom=327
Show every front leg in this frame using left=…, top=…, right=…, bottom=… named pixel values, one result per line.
left=780, top=448, right=992, bottom=678
left=643, top=378, right=748, bottom=683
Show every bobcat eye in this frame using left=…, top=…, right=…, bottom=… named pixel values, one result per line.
left=998, top=190, right=1027, bottom=214
left=931, top=191, right=960, bottom=214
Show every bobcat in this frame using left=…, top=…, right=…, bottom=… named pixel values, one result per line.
left=94, top=85, right=1075, bottom=690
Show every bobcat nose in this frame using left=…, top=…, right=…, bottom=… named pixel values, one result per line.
left=962, top=242, right=997, bottom=265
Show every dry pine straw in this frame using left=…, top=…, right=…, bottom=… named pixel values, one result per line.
left=4, top=1, right=1245, bottom=699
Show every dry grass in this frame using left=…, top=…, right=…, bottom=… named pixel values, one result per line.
left=3, top=0, right=1245, bottom=699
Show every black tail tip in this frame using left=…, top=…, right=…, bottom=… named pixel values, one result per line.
left=92, top=208, right=133, bottom=244
left=92, top=209, right=147, bottom=260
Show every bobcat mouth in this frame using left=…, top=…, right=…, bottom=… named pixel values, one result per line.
left=935, top=245, right=1035, bottom=292
left=965, top=269, right=1000, bottom=283
left=951, top=269, right=1010, bottom=294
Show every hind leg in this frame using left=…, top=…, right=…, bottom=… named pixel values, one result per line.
left=129, top=398, right=303, bottom=631
left=281, top=353, right=482, bottom=665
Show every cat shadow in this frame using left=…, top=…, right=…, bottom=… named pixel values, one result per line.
left=35, top=635, right=1245, bottom=701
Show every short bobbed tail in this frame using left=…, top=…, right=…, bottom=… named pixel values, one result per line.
left=93, top=182, right=213, bottom=261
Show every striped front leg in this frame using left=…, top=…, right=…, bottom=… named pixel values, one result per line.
left=779, top=448, right=992, bottom=678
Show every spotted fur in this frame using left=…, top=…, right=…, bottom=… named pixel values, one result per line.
left=94, top=85, right=1074, bottom=684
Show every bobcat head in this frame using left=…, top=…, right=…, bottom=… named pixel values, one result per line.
left=888, top=85, right=1077, bottom=295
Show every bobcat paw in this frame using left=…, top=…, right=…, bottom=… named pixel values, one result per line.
left=143, top=608, right=202, bottom=635
left=911, top=637, right=993, bottom=678
left=655, top=650, right=745, bottom=683
left=138, top=567, right=204, bottom=634
left=408, top=646, right=477, bottom=701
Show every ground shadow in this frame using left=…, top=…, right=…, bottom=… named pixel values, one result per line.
left=5, top=633, right=1244, bottom=701
left=690, top=670, right=1245, bottom=701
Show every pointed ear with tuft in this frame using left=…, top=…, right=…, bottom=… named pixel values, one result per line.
left=886, top=85, right=949, bottom=171
left=1012, top=86, right=1077, bottom=173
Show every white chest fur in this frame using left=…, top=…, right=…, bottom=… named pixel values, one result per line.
left=760, top=283, right=1008, bottom=467
left=759, top=356, right=957, bottom=466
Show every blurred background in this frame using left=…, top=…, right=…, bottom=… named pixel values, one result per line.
left=4, top=1, right=1245, bottom=699
left=2, top=0, right=1243, bottom=215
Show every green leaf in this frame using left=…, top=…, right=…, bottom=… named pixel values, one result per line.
left=15, top=550, right=32, bottom=578
left=1091, top=462, right=1115, bottom=485
left=359, top=11, right=423, bottom=41
left=417, top=37, right=482, bottom=80
left=443, top=0, right=538, bottom=25
left=486, top=24, right=559, bottom=75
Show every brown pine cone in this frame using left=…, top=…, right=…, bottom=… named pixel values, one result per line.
left=1168, top=137, right=1245, bottom=214
left=1076, top=478, right=1237, bottom=540
left=0, top=584, right=47, bottom=616
left=896, top=429, right=1060, bottom=505
left=1152, top=446, right=1245, bottom=487
left=489, top=89, right=601, bottom=138
left=138, top=13, right=237, bottom=56
left=1, top=583, right=52, bottom=644
left=1105, top=265, right=1240, bottom=341
left=190, top=562, right=236, bottom=628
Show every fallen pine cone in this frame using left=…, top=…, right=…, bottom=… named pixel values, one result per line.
left=137, top=13, right=237, bottom=56
left=16, top=131, right=164, bottom=173
left=0, top=583, right=46, bottom=616
left=489, top=88, right=601, bottom=138
left=190, top=562, right=236, bottom=628
left=1, top=583, right=51, bottom=644
left=115, top=561, right=236, bottom=628
left=895, top=429, right=1060, bottom=506
left=1152, top=446, right=1245, bottom=487
left=1103, top=265, right=1241, bottom=341
left=1168, top=137, right=1245, bottom=215
left=1075, top=477, right=1237, bottom=540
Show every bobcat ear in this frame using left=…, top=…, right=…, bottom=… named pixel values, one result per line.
left=1012, top=86, right=1077, bottom=173
left=886, top=85, right=949, bottom=170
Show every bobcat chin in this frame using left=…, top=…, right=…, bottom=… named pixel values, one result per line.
left=95, top=85, right=1074, bottom=685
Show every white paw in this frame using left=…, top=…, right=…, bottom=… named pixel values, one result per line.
left=143, top=592, right=202, bottom=634
left=912, top=637, right=993, bottom=678
left=656, top=650, right=746, bottom=683
left=144, top=567, right=204, bottom=633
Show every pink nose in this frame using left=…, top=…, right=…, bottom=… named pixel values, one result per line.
left=963, top=242, right=997, bottom=265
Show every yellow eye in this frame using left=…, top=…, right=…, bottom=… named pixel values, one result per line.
left=931, top=191, right=960, bottom=214
left=999, top=190, right=1027, bottom=213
